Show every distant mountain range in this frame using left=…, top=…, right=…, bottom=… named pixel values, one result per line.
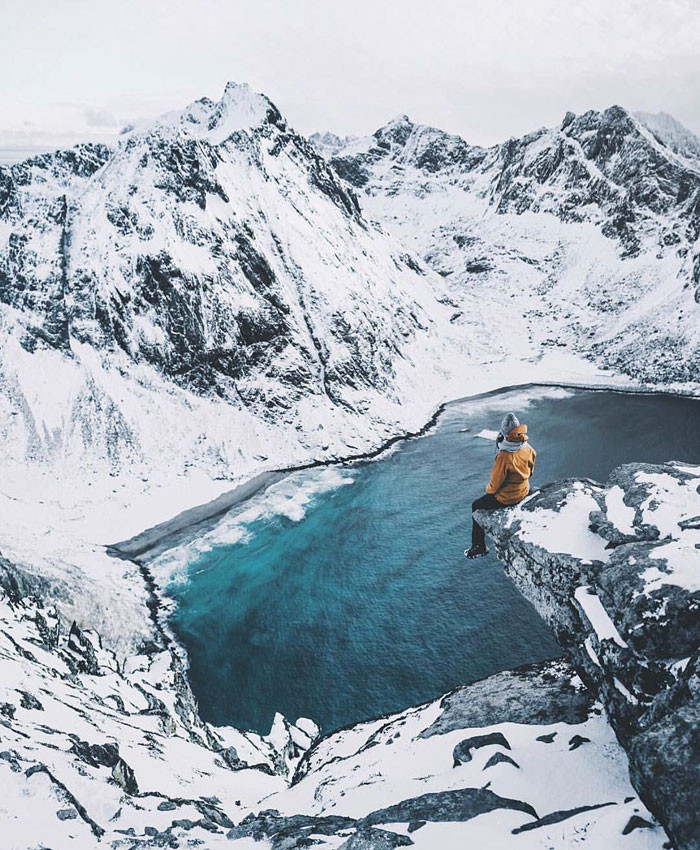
left=312, top=105, right=700, bottom=385
left=1, top=85, right=699, bottom=482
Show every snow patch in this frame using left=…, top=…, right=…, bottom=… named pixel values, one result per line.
left=604, top=485, right=636, bottom=536
left=643, top=542, right=700, bottom=593
left=574, top=586, right=627, bottom=648
left=513, top=484, right=610, bottom=564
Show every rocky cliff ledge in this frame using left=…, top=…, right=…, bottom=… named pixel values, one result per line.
left=477, top=461, right=700, bottom=850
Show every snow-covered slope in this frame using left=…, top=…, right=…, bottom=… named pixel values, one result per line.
left=635, top=111, right=700, bottom=165
left=316, top=106, right=700, bottom=385
left=0, top=582, right=668, bottom=849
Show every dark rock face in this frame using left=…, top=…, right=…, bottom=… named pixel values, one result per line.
left=452, top=731, right=511, bottom=766
left=228, top=811, right=415, bottom=850
left=364, top=787, right=538, bottom=826
left=338, top=827, right=413, bottom=849
left=229, top=786, right=542, bottom=845
left=0, top=145, right=112, bottom=355
left=419, top=659, right=591, bottom=738
left=483, top=751, right=520, bottom=770
left=227, top=811, right=357, bottom=848
left=476, top=461, right=700, bottom=849
left=1, top=84, right=438, bottom=426
left=511, top=801, right=616, bottom=834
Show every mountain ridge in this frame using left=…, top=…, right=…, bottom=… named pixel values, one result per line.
left=315, top=102, right=700, bottom=384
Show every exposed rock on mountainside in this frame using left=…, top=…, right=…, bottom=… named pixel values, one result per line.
left=0, top=576, right=318, bottom=848
left=0, top=82, right=467, bottom=485
left=476, top=461, right=700, bottom=849
left=316, top=106, right=700, bottom=385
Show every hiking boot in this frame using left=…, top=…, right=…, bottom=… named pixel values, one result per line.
left=464, top=544, right=489, bottom=559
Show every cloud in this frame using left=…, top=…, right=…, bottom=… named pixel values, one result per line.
left=1, top=0, right=699, bottom=147
left=84, top=106, right=118, bottom=127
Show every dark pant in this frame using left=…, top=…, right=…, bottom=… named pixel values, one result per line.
left=470, top=493, right=504, bottom=549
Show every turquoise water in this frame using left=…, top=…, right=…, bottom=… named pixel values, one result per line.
left=164, top=388, right=700, bottom=735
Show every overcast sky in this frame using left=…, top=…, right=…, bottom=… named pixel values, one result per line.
left=2, top=0, right=700, bottom=153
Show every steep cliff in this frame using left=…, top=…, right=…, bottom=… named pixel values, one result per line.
left=476, top=461, right=700, bottom=848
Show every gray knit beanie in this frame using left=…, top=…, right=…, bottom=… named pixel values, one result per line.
left=499, top=412, right=519, bottom=439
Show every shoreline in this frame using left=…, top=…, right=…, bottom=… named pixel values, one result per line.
left=108, top=378, right=700, bottom=564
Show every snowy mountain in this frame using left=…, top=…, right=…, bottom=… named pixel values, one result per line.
left=307, top=130, right=358, bottom=159
left=1, top=84, right=698, bottom=849
left=636, top=111, right=700, bottom=165
left=315, top=106, right=700, bottom=384
left=4, top=92, right=700, bottom=500
left=0, top=83, right=471, bottom=491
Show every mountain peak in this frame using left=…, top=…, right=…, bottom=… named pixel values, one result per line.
left=373, top=114, right=415, bottom=147
left=204, top=81, right=283, bottom=139
left=147, top=81, right=283, bottom=144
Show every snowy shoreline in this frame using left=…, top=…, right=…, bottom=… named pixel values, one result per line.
left=109, top=376, right=700, bottom=567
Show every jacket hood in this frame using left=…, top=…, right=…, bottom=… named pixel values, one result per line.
left=507, top=424, right=528, bottom=442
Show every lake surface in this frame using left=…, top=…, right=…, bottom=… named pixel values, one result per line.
left=159, top=387, right=700, bottom=735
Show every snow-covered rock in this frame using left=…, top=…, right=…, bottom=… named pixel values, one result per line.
left=0, top=583, right=299, bottom=849
left=315, top=106, right=700, bottom=386
left=476, top=462, right=700, bottom=849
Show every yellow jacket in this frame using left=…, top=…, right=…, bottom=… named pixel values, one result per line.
left=486, top=424, right=536, bottom=505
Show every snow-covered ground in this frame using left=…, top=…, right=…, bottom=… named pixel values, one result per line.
left=0, top=592, right=667, bottom=849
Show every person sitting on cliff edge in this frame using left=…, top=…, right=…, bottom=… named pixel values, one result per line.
left=465, top=412, right=536, bottom=559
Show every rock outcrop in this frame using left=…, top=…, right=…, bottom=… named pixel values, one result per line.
left=476, top=460, right=700, bottom=849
